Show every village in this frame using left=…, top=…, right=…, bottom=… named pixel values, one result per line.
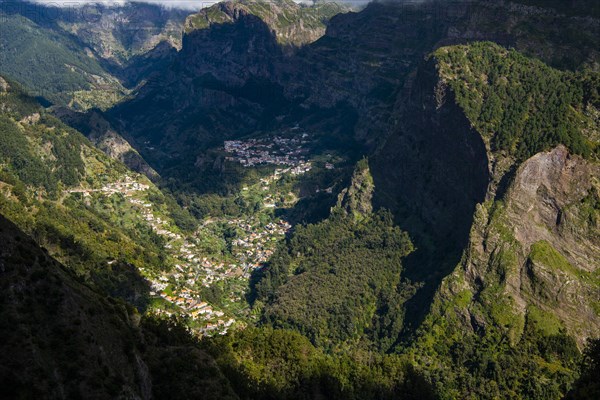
left=224, top=133, right=311, bottom=168
left=63, top=131, right=319, bottom=336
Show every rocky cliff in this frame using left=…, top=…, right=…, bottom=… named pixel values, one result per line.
left=108, top=1, right=599, bottom=188
left=185, top=0, right=348, bottom=47
left=432, top=144, right=600, bottom=342
left=388, top=40, right=600, bottom=398
left=55, top=107, right=159, bottom=180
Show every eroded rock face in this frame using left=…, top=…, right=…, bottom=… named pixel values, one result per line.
left=453, top=146, right=600, bottom=345
left=56, top=108, right=158, bottom=180
left=508, top=146, right=599, bottom=271
left=372, top=58, right=490, bottom=283
left=184, top=0, right=347, bottom=47
left=110, top=0, right=599, bottom=191
left=337, top=160, right=374, bottom=217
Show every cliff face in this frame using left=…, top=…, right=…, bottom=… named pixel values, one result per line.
left=184, top=0, right=348, bottom=47
left=381, top=44, right=599, bottom=400
left=46, top=2, right=188, bottom=66
left=56, top=108, right=159, bottom=180
left=109, top=0, right=600, bottom=187
left=381, top=39, right=600, bottom=397
left=443, top=146, right=600, bottom=345
left=336, top=159, right=375, bottom=217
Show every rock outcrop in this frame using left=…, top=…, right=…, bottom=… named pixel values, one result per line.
left=56, top=108, right=159, bottom=180
left=336, top=158, right=374, bottom=217
left=453, top=146, right=600, bottom=345
left=0, top=76, right=9, bottom=92
left=184, top=0, right=348, bottom=47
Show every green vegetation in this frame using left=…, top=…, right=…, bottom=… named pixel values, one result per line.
left=529, top=241, right=577, bottom=275
left=412, top=306, right=582, bottom=400
left=185, top=0, right=348, bottom=46
left=567, top=338, right=600, bottom=399
left=0, top=79, right=195, bottom=307
left=435, top=42, right=599, bottom=160
left=203, top=327, right=435, bottom=400
left=253, top=206, right=414, bottom=351
left=0, top=13, right=125, bottom=107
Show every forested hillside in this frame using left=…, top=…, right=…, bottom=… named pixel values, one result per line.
left=0, top=11, right=126, bottom=108
left=0, top=1, right=599, bottom=399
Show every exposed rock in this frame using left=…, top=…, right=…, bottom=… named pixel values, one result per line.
left=336, top=159, right=374, bottom=217
left=0, top=76, right=9, bottom=92
left=449, top=146, right=600, bottom=346
left=55, top=108, right=159, bottom=180
left=185, top=0, right=348, bottom=47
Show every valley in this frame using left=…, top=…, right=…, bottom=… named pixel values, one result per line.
left=59, top=128, right=342, bottom=337
left=0, top=1, right=599, bottom=399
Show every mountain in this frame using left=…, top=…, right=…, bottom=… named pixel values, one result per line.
left=32, top=1, right=191, bottom=86
left=0, top=77, right=200, bottom=308
left=54, top=107, right=159, bottom=180
left=383, top=41, right=599, bottom=398
left=108, top=0, right=600, bottom=189
left=1, top=1, right=599, bottom=399
left=108, top=0, right=352, bottom=194
left=0, top=0, right=191, bottom=108
left=0, top=7, right=126, bottom=108
left=1, top=79, right=415, bottom=398
left=184, top=0, right=349, bottom=47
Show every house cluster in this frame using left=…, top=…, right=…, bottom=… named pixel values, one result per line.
left=200, top=318, right=236, bottom=336
left=68, top=174, right=238, bottom=336
left=224, top=134, right=310, bottom=168
left=67, top=175, right=149, bottom=197
left=67, top=157, right=310, bottom=337
left=229, top=218, right=291, bottom=277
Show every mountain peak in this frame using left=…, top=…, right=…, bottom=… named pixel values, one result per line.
left=184, top=0, right=349, bottom=46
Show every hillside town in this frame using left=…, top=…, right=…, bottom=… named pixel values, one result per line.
left=224, top=133, right=311, bottom=167
left=66, top=175, right=150, bottom=196
left=61, top=131, right=320, bottom=336
left=64, top=154, right=305, bottom=335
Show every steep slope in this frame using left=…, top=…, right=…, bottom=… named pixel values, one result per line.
left=0, top=213, right=151, bottom=399
left=0, top=0, right=191, bottom=107
left=397, top=42, right=600, bottom=399
left=246, top=37, right=599, bottom=400
left=253, top=161, right=416, bottom=351
left=0, top=212, right=239, bottom=399
left=108, top=2, right=294, bottom=189
left=184, top=0, right=348, bottom=47
left=39, top=1, right=190, bottom=87
left=47, top=1, right=188, bottom=65
left=0, top=9, right=126, bottom=108
left=55, top=107, right=159, bottom=180
left=107, top=0, right=600, bottom=195
left=0, top=78, right=196, bottom=308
